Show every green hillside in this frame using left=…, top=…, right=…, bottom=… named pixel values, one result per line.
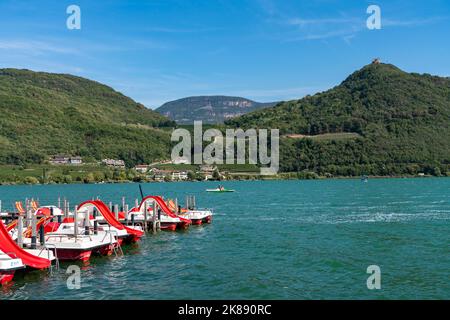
left=2, top=64, right=449, bottom=179
left=226, top=63, right=450, bottom=176
left=156, top=95, right=277, bottom=124
left=0, top=68, right=175, bottom=166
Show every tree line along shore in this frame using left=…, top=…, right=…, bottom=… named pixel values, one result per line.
left=0, top=163, right=446, bottom=186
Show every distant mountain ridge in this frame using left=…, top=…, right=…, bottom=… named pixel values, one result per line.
left=156, top=96, right=278, bottom=124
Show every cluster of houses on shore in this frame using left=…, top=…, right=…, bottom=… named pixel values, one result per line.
left=49, top=156, right=125, bottom=168
left=101, top=159, right=125, bottom=168
left=48, top=155, right=222, bottom=181
left=49, top=155, right=83, bottom=165
left=134, top=164, right=219, bottom=181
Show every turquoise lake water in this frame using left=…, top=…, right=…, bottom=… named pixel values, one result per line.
left=0, top=178, right=449, bottom=300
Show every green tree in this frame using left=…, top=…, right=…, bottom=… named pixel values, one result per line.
left=433, top=167, right=442, bottom=177
left=93, top=171, right=105, bottom=182
left=83, top=173, right=95, bottom=183
left=187, top=171, right=196, bottom=181
left=112, top=169, right=121, bottom=180
left=212, top=169, right=221, bottom=181
left=23, top=176, right=39, bottom=184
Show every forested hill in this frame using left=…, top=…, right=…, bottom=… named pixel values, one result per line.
left=156, top=96, right=278, bottom=124
left=226, top=63, right=450, bottom=176
left=0, top=69, right=175, bottom=166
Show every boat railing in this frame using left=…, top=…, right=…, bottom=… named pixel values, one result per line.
left=45, top=233, right=93, bottom=243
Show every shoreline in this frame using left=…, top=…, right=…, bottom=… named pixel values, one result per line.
left=0, top=173, right=445, bottom=187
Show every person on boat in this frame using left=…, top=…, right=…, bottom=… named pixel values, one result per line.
left=218, top=185, right=224, bottom=191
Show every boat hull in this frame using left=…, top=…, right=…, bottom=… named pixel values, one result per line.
left=52, top=249, right=92, bottom=262
left=179, top=211, right=213, bottom=226
left=190, top=215, right=212, bottom=225
left=160, top=222, right=177, bottom=231
left=125, top=234, right=142, bottom=244
left=0, top=270, right=15, bottom=285
left=93, top=244, right=115, bottom=257
left=203, top=215, right=212, bottom=224
left=191, top=219, right=203, bottom=225
left=177, top=221, right=191, bottom=230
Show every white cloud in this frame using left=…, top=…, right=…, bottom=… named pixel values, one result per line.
left=143, top=26, right=219, bottom=34
left=282, top=15, right=447, bottom=43
left=383, top=17, right=448, bottom=27
left=287, top=17, right=361, bottom=27
left=0, top=40, right=77, bottom=54
left=263, top=0, right=448, bottom=44
left=287, top=28, right=358, bottom=42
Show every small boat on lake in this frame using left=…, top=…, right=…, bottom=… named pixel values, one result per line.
left=130, top=195, right=192, bottom=231
left=40, top=221, right=119, bottom=262
left=77, top=200, right=144, bottom=245
left=166, top=199, right=213, bottom=225
left=206, top=188, right=235, bottom=193
left=179, top=210, right=213, bottom=225
left=206, top=184, right=235, bottom=193
left=19, top=205, right=120, bottom=262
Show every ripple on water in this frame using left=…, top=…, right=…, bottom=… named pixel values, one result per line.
left=0, top=178, right=449, bottom=299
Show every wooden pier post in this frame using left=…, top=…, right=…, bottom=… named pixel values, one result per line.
left=152, top=201, right=157, bottom=233
left=84, top=210, right=90, bottom=235
left=73, top=205, right=78, bottom=239
left=143, top=201, right=148, bottom=231
left=55, top=206, right=62, bottom=223
left=39, top=224, right=45, bottom=246
left=25, top=200, right=31, bottom=228
left=31, top=212, right=37, bottom=249
left=17, top=215, right=23, bottom=248
left=124, top=204, right=129, bottom=224
left=93, top=208, right=98, bottom=235
left=114, top=204, right=119, bottom=221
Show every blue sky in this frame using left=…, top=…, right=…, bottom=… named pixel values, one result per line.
left=0, top=0, right=449, bottom=107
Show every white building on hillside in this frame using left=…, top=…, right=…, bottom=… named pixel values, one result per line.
left=172, top=157, right=190, bottom=165
left=134, top=164, right=149, bottom=173
left=102, top=159, right=125, bottom=168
